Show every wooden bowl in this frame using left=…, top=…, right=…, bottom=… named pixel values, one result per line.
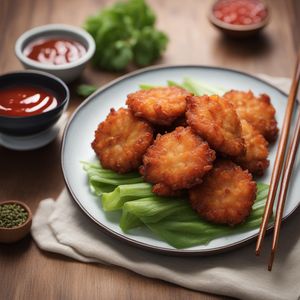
left=0, top=200, right=32, bottom=243
left=208, top=1, right=270, bottom=38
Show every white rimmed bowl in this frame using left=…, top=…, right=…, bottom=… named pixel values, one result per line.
left=15, top=24, right=96, bottom=83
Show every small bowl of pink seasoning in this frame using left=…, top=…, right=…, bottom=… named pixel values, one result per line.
left=209, top=0, right=270, bottom=38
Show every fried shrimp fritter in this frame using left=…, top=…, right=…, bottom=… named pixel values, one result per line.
left=223, top=90, right=278, bottom=142
left=152, top=116, right=188, bottom=137
left=186, top=95, right=245, bottom=156
left=140, top=127, right=216, bottom=196
left=189, top=160, right=257, bottom=226
left=92, top=108, right=153, bottom=173
left=126, top=86, right=192, bottom=126
left=234, top=120, right=269, bottom=176
left=151, top=183, right=185, bottom=197
left=172, top=115, right=188, bottom=128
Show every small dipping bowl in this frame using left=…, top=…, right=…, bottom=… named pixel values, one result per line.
left=209, top=0, right=270, bottom=38
left=0, top=70, right=69, bottom=136
left=15, top=24, right=96, bottom=83
left=0, top=200, right=32, bottom=243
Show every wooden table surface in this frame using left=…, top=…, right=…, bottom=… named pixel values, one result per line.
left=0, top=0, right=299, bottom=299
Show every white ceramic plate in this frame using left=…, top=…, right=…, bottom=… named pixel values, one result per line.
left=61, top=65, right=300, bottom=255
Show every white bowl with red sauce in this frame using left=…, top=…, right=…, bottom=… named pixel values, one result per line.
left=15, top=24, right=95, bottom=83
left=209, top=0, right=269, bottom=38
left=0, top=71, right=69, bottom=136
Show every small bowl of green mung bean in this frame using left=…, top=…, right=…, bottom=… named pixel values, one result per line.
left=0, top=200, right=32, bottom=243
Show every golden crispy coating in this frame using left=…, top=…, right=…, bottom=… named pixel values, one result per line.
left=172, top=115, right=188, bottom=128
left=235, top=120, right=269, bottom=176
left=151, top=183, right=184, bottom=197
left=126, top=86, right=192, bottom=126
left=189, top=160, right=257, bottom=226
left=140, top=127, right=216, bottom=195
left=223, top=90, right=278, bottom=142
left=152, top=116, right=188, bottom=137
left=186, top=95, right=245, bottom=156
left=92, top=108, right=153, bottom=173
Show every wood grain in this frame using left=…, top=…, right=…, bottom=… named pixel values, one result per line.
left=0, top=0, right=298, bottom=299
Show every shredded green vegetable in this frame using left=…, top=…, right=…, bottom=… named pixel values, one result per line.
left=82, top=161, right=143, bottom=195
left=83, top=161, right=270, bottom=249
left=102, top=183, right=152, bottom=211
left=140, top=77, right=227, bottom=95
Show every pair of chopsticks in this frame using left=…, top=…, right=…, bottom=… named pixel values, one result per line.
left=256, top=53, right=300, bottom=271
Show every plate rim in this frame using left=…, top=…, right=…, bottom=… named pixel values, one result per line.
left=61, top=64, right=296, bottom=256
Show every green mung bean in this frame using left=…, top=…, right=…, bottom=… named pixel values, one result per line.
left=0, top=203, right=28, bottom=228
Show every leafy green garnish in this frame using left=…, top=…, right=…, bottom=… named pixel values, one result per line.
left=84, top=0, right=168, bottom=71
left=83, top=161, right=271, bottom=249
left=77, top=84, right=97, bottom=97
left=140, top=78, right=227, bottom=95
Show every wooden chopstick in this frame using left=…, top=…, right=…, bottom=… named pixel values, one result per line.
left=255, top=53, right=300, bottom=257
left=268, top=107, right=300, bottom=270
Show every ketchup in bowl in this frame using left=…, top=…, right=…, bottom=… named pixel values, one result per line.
left=23, top=38, right=86, bottom=65
left=0, top=86, right=58, bottom=117
left=213, top=0, right=268, bottom=26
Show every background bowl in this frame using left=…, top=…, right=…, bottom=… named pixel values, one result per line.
left=0, top=70, right=69, bottom=136
left=209, top=1, right=270, bottom=38
left=15, top=24, right=95, bottom=83
left=0, top=200, right=32, bottom=243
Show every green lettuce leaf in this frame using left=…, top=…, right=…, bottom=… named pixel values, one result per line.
left=83, top=161, right=270, bottom=249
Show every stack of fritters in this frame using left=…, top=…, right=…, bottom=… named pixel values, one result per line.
left=92, top=86, right=278, bottom=226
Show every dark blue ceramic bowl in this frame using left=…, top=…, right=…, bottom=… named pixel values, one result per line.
left=0, top=71, right=69, bottom=135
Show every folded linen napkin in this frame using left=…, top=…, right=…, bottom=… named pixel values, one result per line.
left=31, top=75, right=300, bottom=300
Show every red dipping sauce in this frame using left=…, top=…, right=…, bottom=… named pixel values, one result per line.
left=23, top=38, right=86, bottom=65
left=0, top=86, right=58, bottom=117
left=213, top=0, right=268, bottom=25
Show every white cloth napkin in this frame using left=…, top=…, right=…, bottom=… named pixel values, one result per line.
left=31, top=75, right=300, bottom=300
